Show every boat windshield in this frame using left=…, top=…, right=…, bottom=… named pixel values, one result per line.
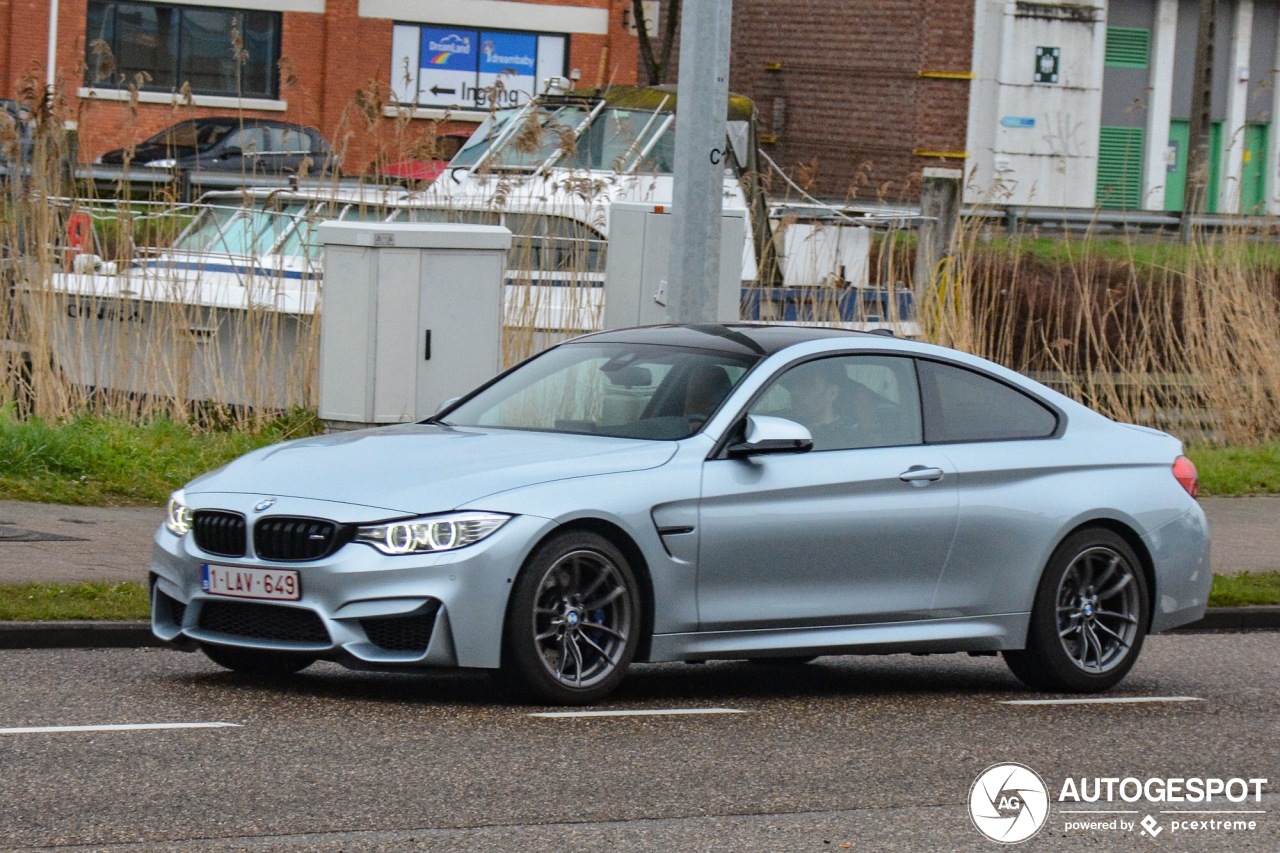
left=449, top=104, right=601, bottom=172
left=568, top=108, right=674, bottom=173
left=170, top=200, right=608, bottom=271
left=172, top=204, right=306, bottom=257
left=450, top=105, right=674, bottom=174
left=173, top=200, right=399, bottom=259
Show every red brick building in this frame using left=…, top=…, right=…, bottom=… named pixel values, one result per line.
left=0, top=0, right=640, bottom=170
left=3, top=0, right=971, bottom=199
left=730, top=0, right=974, bottom=203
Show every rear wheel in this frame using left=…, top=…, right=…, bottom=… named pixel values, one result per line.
left=501, top=531, right=641, bottom=705
left=201, top=644, right=317, bottom=676
left=1004, top=529, right=1148, bottom=692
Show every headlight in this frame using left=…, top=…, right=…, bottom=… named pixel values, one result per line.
left=165, top=491, right=193, bottom=536
left=354, top=512, right=511, bottom=556
left=144, top=157, right=177, bottom=168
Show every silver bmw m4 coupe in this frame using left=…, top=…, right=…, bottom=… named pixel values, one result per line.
left=151, top=324, right=1210, bottom=704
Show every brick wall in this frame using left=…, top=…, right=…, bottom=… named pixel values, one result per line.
left=730, top=0, right=973, bottom=204
left=2, top=0, right=637, bottom=173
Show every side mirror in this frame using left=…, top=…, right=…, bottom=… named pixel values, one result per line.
left=726, top=415, right=813, bottom=458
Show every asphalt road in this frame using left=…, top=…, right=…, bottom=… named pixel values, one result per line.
left=1, top=634, right=1277, bottom=851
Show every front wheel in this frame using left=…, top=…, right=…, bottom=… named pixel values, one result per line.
left=1004, top=529, right=1149, bottom=692
left=201, top=643, right=317, bottom=676
left=501, top=531, right=641, bottom=705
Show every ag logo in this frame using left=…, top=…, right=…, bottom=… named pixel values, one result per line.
left=969, top=763, right=1050, bottom=844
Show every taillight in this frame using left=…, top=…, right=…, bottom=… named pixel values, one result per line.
left=1172, top=455, right=1199, bottom=498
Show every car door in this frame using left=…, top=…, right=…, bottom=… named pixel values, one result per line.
left=696, top=354, right=959, bottom=630
left=914, top=358, right=1067, bottom=619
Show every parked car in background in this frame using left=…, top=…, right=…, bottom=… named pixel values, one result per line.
left=95, top=118, right=339, bottom=177
left=150, top=324, right=1211, bottom=704
left=380, top=130, right=471, bottom=184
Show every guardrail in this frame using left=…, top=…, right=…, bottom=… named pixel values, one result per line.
left=71, top=164, right=371, bottom=199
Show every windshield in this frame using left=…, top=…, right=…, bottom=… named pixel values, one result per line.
left=441, top=341, right=760, bottom=440
left=147, top=122, right=232, bottom=152
left=450, top=105, right=675, bottom=174
left=449, top=105, right=589, bottom=171
left=569, top=108, right=674, bottom=173
left=172, top=202, right=306, bottom=257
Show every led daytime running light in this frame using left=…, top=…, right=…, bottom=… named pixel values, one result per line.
left=355, top=512, right=509, bottom=555
left=165, top=492, right=193, bottom=536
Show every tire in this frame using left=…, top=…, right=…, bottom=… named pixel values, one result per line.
left=501, top=531, right=641, bottom=705
left=1004, top=529, right=1149, bottom=692
left=201, top=643, right=317, bottom=676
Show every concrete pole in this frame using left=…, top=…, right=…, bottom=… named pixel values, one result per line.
left=913, top=168, right=963, bottom=311
left=667, top=0, right=733, bottom=324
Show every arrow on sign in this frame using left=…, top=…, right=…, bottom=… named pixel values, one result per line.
left=430, top=85, right=457, bottom=96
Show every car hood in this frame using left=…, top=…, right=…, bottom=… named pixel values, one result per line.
left=185, top=423, right=678, bottom=515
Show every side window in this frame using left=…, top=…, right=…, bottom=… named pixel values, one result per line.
left=748, top=355, right=923, bottom=451
left=270, top=126, right=312, bottom=154
left=918, top=360, right=1058, bottom=442
left=225, top=128, right=266, bottom=154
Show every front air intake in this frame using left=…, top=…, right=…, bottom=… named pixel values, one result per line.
left=198, top=600, right=330, bottom=644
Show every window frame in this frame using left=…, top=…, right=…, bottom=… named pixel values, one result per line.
left=84, top=1, right=282, bottom=100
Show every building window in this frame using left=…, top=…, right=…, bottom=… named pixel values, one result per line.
left=85, top=2, right=281, bottom=99
left=1104, top=27, right=1150, bottom=69
left=389, top=24, right=568, bottom=111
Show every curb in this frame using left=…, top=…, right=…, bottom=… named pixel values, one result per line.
left=1170, top=606, right=1280, bottom=633
left=0, top=621, right=163, bottom=650
left=0, top=608, right=1277, bottom=650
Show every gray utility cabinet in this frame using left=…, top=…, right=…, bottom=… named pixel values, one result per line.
left=604, top=201, right=746, bottom=328
left=317, top=221, right=511, bottom=431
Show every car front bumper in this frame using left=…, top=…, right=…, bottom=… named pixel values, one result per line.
left=150, top=513, right=554, bottom=670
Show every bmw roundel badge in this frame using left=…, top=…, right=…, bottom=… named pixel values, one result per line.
left=253, top=498, right=276, bottom=513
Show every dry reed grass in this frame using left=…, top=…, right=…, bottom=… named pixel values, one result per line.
left=927, top=216, right=1280, bottom=445
left=3, top=76, right=1278, bottom=445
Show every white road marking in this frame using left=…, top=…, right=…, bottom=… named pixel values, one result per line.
left=999, top=696, right=1203, bottom=706
left=529, top=708, right=745, bottom=719
left=0, top=722, right=242, bottom=735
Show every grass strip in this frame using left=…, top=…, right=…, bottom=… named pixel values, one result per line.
left=1, top=574, right=1278, bottom=622
left=0, top=408, right=322, bottom=506
left=1208, top=572, right=1280, bottom=608
left=0, top=582, right=150, bottom=621
left=1188, top=442, right=1280, bottom=496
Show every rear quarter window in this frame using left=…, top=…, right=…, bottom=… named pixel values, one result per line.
left=919, top=359, right=1058, bottom=442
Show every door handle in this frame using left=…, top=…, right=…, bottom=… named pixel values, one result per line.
left=899, top=466, right=945, bottom=485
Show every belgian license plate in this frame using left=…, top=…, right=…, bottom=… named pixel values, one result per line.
left=201, top=563, right=300, bottom=601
